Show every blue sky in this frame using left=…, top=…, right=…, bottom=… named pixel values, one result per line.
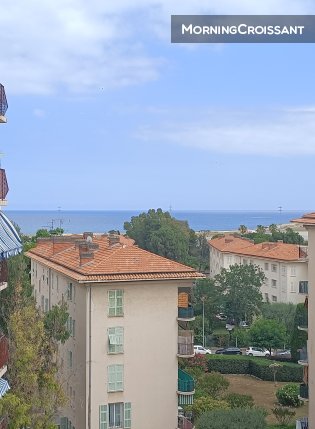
left=1, top=0, right=315, bottom=210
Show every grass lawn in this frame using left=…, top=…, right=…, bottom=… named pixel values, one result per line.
left=225, top=374, right=308, bottom=424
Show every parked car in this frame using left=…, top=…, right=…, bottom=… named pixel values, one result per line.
left=215, top=313, right=227, bottom=321
left=194, top=345, right=212, bottom=355
left=245, top=346, right=270, bottom=357
left=216, top=347, right=242, bottom=355
left=215, top=348, right=224, bottom=354
left=272, top=349, right=291, bottom=359
left=239, top=321, right=249, bottom=328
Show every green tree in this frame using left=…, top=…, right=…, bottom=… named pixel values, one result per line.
left=261, top=302, right=296, bottom=343
left=124, top=208, right=203, bottom=268
left=187, top=397, right=230, bottom=419
left=196, top=372, right=229, bottom=398
left=256, top=225, right=266, bottom=234
left=44, top=302, right=70, bottom=344
left=238, top=225, right=248, bottom=235
left=215, top=264, right=265, bottom=324
left=193, top=278, right=223, bottom=333
left=249, top=318, right=286, bottom=353
left=269, top=224, right=279, bottom=234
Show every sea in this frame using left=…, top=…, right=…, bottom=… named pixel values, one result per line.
left=3, top=210, right=306, bottom=235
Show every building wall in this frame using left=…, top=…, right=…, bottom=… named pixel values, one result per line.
left=31, top=259, right=189, bottom=429
left=306, top=227, right=315, bottom=429
left=209, top=247, right=308, bottom=304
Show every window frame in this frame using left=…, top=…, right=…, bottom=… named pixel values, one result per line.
left=108, top=364, right=124, bottom=392
left=108, top=290, right=124, bottom=317
left=108, top=327, right=124, bottom=354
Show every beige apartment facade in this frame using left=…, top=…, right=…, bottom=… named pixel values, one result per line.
left=209, top=235, right=308, bottom=305
left=27, top=234, right=202, bottom=429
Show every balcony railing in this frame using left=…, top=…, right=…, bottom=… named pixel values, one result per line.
left=296, top=417, right=308, bottom=429
left=0, top=335, right=8, bottom=370
left=178, top=330, right=194, bottom=357
left=0, top=417, right=7, bottom=429
left=0, top=85, right=8, bottom=117
left=178, top=307, right=194, bottom=320
left=299, top=383, right=309, bottom=400
left=178, top=369, right=195, bottom=393
left=298, top=349, right=308, bottom=366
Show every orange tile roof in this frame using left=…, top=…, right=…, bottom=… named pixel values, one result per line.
left=292, top=212, right=315, bottom=226
left=209, top=234, right=306, bottom=261
left=26, top=234, right=204, bottom=283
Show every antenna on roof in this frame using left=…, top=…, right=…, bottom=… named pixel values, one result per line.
left=278, top=206, right=283, bottom=213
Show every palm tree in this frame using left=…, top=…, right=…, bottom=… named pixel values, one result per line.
left=238, top=225, right=248, bottom=235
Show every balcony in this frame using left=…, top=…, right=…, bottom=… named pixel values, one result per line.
left=178, top=416, right=193, bottom=429
left=0, top=335, right=8, bottom=377
left=296, top=417, right=308, bottom=429
left=299, top=383, right=309, bottom=401
left=298, top=349, right=308, bottom=366
left=178, top=368, right=195, bottom=406
left=178, top=307, right=195, bottom=321
left=178, top=330, right=194, bottom=358
left=0, top=260, right=8, bottom=292
left=297, top=311, right=308, bottom=332
left=0, top=85, right=8, bottom=124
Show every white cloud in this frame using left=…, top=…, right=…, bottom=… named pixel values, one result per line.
left=137, top=106, right=315, bottom=156
left=0, top=0, right=313, bottom=95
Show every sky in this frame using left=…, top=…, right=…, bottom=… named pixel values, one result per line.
left=1, top=0, right=315, bottom=211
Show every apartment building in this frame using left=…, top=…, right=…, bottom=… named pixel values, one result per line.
left=209, top=234, right=308, bottom=304
left=0, top=83, right=23, bottom=429
left=292, top=213, right=315, bottom=429
left=26, top=233, right=203, bottom=429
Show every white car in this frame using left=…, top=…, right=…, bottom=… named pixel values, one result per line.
left=245, top=346, right=270, bottom=357
left=194, top=345, right=212, bottom=355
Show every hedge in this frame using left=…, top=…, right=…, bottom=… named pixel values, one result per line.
left=206, top=356, right=303, bottom=382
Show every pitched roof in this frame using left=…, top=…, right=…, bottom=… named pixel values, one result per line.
left=208, top=234, right=306, bottom=262
left=25, top=234, right=204, bottom=283
left=292, top=212, right=315, bottom=226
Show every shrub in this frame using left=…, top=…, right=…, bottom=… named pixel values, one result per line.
left=276, top=384, right=302, bottom=407
left=197, top=372, right=229, bottom=398
left=186, top=396, right=230, bottom=418
left=195, top=408, right=267, bottom=429
left=224, top=392, right=254, bottom=409
left=272, top=407, right=296, bottom=425
left=207, top=356, right=303, bottom=382
left=182, top=354, right=208, bottom=371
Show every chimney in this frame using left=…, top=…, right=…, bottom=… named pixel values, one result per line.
left=108, top=234, right=121, bottom=247
left=78, top=240, right=99, bottom=265
left=83, top=232, right=93, bottom=241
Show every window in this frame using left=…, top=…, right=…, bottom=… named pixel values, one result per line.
left=290, top=282, right=296, bottom=293
left=272, top=295, right=277, bottom=302
left=264, top=263, right=269, bottom=271
left=67, top=317, right=75, bottom=338
left=39, top=279, right=41, bottom=293
left=99, top=405, right=107, bottom=429
left=281, top=266, right=286, bottom=276
left=271, top=264, right=277, bottom=273
left=67, top=283, right=73, bottom=301
left=109, top=403, right=123, bottom=428
left=108, top=327, right=124, bottom=354
left=124, top=403, right=131, bottom=429
left=108, top=365, right=124, bottom=392
left=68, top=351, right=73, bottom=368
left=108, top=290, right=123, bottom=317
left=41, top=295, right=44, bottom=311
left=299, top=281, right=308, bottom=294
left=291, top=266, right=296, bottom=276
left=56, top=275, right=59, bottom=292
left=243, top=259, right=248, bottom=265
left=264, top=293, right=269, bottom=301
left=45, top=298, right=49, bottom=313
left=271, top=279, right=277, bottom=287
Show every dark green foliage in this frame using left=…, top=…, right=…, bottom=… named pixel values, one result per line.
left=195, top=408, right=267, bottom=429
left=44, top=302, right=70, bottom=344
left=215, top=264, right=265, bottom=324
left=291, top=303, right=308, bottom=362
left=272, top=407, right=296, bottom=425
left=187, top=397, right=230, bottom=418
left=276, top=384, right=301, bottom=407
left=224, top=393, right=254, bottom=409
left=207, top=356, right=303, bottom=382
left=193, top=278, right=223, bottom=333
left=197, top=372, right=229, bottom=398
left=231, top=328, right=250, bottom=348
left=261, top=303, right=296, bottom=342
left=243, top=226, right=304, bottom=245
left=124, top=208, right=209, bottom=269
left=249, top=319, right=287, bottom=353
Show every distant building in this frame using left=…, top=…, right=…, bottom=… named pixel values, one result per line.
left=26, top=233, right=203, bottom=429
left=0, top=83, right=23, bottom=428
left=208, top=234, right=308, bottom=304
